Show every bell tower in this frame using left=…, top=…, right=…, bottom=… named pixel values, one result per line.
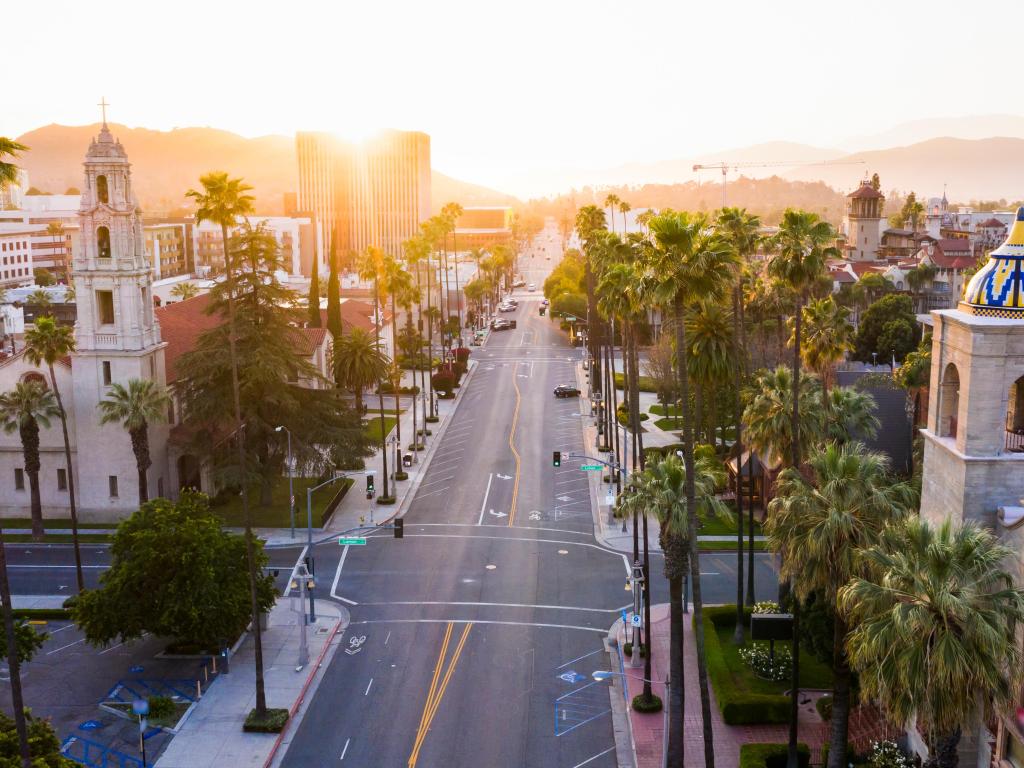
left=70, top=105, right=170, bottom=515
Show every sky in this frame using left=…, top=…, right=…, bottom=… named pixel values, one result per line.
left=5, top=0, right=1024, bottom=198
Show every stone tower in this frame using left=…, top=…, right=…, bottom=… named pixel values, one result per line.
left=845, top=180, right=885, bottom=260
left=70, top=118, right=170, bottom=515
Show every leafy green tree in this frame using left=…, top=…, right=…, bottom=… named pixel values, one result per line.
left=840, top=518, right=1024, bottom=768
left=649, top=209, right=737, bottom=768
left=73, top=492, right=275, bottom=650
left=0, top=710, right=74, bottom=767
left=170, top=282, right=200, bottom=301
left=325, top=234, right=342, bottom=340
left=32, top=269, right=55, bottom=287
left=768, top=442, right=914, bottom=768
left=0, top=622, right=45, bottom=665
left=26, top=290, right=51, bottom=309
left=0, top=382, right=59, bottom=540
left=97, top=379, right=172, bottom=504
left=853, top=294, right=920, bottom=364
left=0, top=138, right=27, bottom=190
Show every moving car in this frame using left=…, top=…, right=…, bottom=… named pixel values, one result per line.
left=491, top=319, right=512, bottom=331
left=541, top=298, right=549, bottom=306
left=498, top=303, right=517, bottom=312
left=512, top=279, right=526, bottom=288
left=527, top=283, right=536, bottom=291
left=553, top=384, right=581, bottom=398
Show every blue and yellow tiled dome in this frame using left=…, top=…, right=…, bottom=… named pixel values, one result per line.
left=963, top=207, right=1024, bottom=317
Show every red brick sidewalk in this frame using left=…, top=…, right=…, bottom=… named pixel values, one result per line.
left=621, top=604, right=830, bottom=767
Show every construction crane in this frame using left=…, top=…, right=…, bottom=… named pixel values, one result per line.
left=692, top=158, right=867, bottom=207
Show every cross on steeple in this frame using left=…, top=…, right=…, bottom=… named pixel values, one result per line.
left=98, top=97, right=110, bottom=126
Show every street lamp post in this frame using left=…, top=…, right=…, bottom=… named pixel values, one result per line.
left=275, top=426, right=294, bottom=539
left=303, top=472, right=349, bottom=622
left=290, top=563, right=313, bottom=669
left=592, top=670, right=669, bottom=768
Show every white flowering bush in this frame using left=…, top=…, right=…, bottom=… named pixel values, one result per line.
left=738, top=642, right=791, bottom=681
left=752, top=600, right=781, bottom=614
left=867, top=740, right=913, bottom=768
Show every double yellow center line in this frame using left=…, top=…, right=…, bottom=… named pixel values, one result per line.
left=407, top=622, right=473, bottom=767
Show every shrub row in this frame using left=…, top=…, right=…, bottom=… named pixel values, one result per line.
left=701, top=605, right=791, bottom=725
left=739, top=743, right=810, bottom=768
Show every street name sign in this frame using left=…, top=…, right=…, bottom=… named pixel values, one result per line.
left=579, top=464, right=602, bottom=471
left=338, top=537, right=367, bottom=546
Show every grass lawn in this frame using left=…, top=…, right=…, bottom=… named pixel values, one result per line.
left=698, top=539, right=767, bottom=552
left=213, top=475, right=351, bottom=528
left=699, top=516, right=763, bottom=536
left=613, top=372, right=657, bottom=392
left=648, top=403, right=682, bottom=417
left=6, top=533, right=114, bottom=544
left=363, top=416, right=398, bottom=443
left=653, top=417, right=684, bottom=432
left=716, top=622, right=832, bottom=692
left=1, top=518, right=114, bottom=530
left=364, top=407, right=405, bottom=415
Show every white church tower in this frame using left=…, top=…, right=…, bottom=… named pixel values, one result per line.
left=70, top=112, right=170, bottom=514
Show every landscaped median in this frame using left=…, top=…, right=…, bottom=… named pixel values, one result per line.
left=700, top=605, right=831, bottom=724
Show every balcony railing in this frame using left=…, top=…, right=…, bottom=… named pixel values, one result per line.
left=1007, top=429, right=1024, bottom=453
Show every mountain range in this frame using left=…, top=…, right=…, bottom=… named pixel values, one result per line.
left=12, top=123, right=519, bottom=215
left=14, top=115, right=1024, bottom=210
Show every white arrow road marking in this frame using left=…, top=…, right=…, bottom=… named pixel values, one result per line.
left=489, top=510, right=508, bottom=518
left=496, top=474, right=512, bottom=480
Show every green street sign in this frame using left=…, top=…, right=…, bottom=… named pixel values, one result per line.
left=567, top=315, right=577, bottom=322
left=338, top=537, right=367, bottom=546
left=579, top=464, right=602, bottom=471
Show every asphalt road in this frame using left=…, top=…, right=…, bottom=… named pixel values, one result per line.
left=281, top=227, right=778, bottom=768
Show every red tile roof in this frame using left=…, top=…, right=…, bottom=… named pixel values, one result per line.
left=831, top=271, right=856, bottom=283
left=850, top=262, right=887, bottom=276
left=295, top=327, right=328, bottom=355
left=155, top=294, right=221, bottom=383
left=319, top=299, right=392, bottom=334
left=979, top=217, right=1006, bottom=228
left=849, top=184, right=884, bottom=199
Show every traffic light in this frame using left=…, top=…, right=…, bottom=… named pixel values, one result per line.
left=553, top=451, right=561, bottom=467
left=366, top=474, right=375, bottom=499
left=394, top=518, right=404, bottom=539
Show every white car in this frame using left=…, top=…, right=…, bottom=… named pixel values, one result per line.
left=527, top=283, right=536, bottom=291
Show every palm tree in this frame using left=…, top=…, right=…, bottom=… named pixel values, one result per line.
left=840, top=518, right=1024, bottom=768
left=0, top=138, right=28, bottom=190
left=575, top=206, right=608, bottom=393
left=769, top=209, right=836, bottom=766
left=794, top=296, right=853, bottom=410
left=334, top=328, right=388, bottom=412
left=641, top=452, right=730, bottom=765
left=649, top=210, right=738, bottom=768
left=184, top=171, right=271, bottom=718
left=716, top=206, right=761, bottom=618
left=170, top=282, right=200, bottom=302
left=97, top=379, right=172, bottom=505
left=906, top=263, right=937, bottom=313
left=27, top=289, right=51, bottom=309
left=0, top=381, right=58, bottom=539
left=618, top=200, right=631, bottom=235
left=826, top=386, right=880, bottom=444
left=23, top=316, right=85, bottom=589
left=603, top=193, right=621, bottom=235
left=45, top=222, right=67, bottom=280
left=686, top=300, right=734, bottom=450
left=357, top=246, right=393, bottom=499
left=767, top=442, right=914, bottom=768
left=383, top=254, right=412, bottom=449
left=441, top=203, right=465, bottom=338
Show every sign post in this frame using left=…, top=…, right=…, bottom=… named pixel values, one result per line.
left=132, top=699, right=149, bottom=767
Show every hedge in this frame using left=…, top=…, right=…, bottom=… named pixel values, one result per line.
left=243, top=707, right=289, bottom=733
left=701, top=606, right=791, bottom=724
left=739, top=743, right=810, bottom=768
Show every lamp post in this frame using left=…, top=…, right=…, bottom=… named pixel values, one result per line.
left=592, top=670, right=669, bottom=768
left=290, top=563, right=314, bottom=669
left=303, top=472, right=349, bottom=622
left=275, top=426, right=294, bottom=539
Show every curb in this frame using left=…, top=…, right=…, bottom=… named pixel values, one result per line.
left=605, top=619, right=639, bottom=768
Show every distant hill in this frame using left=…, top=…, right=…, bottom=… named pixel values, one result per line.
left=840, top=114, right=1024, bottom=152
left=13, top=123, right=518, bottom=215
left=784, top=137, right=1024, bottom=201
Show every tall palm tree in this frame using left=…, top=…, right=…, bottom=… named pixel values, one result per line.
left=769, top=209, right=836, bottom=766
left=97, top=378, right=172, bottom=505
left=641, top=452, right=730, bottom=765
left=686, top=300, right=734, bottom=450
left=575, top=206, right=608, bottom=395
left=441, top=203, right=465, bottom=340
left=403, top=235, right=431, bottom=442
left=603, top=193, right=621, bottom=235
left=23, top=316, right=84, bottom=589
left=649, top=210, right=738, bottom=768
left=0, top=138, right=28, bottom=190
left=794, top=296, right=853, bottom=410
left=768, top=442, right=915, bottom=768
left=334, top=327, right=388, bottom=413
left=618, top=200, right=631, bottom=235
left=840, top=518, right=1024, bottom=768
left=45, top=222, right=67, bottom=280
left=716, top=206, right=761, bottom=617
left=0, top=381, right=59, bottom=540
left=383, top=254, right=413, bottom=449
left=357, top=246, right=392, bottom=499
left=184, top=171, right=271, bottom=718
left=826, top=386, right=880, bottom=444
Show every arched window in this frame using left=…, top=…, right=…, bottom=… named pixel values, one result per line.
left=97, top=226, right=111, bottom=259
left=939, top=363, right=960, bottom=439
left=96, top=175, right=109, bottom=204
left=21, top=372, right=47, bottom=389
left=1006, top=375, right=1024, bottom=452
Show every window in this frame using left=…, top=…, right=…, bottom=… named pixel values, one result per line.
left=96, top=175, right=109, bottom=204
left=97, top=290, right=115, bottom=325
left=157, top=477, right=164, bottom=498
left=14, top=469, right=24, bottom=491
left=108, top=475, right=119, bottom=498
left=167, top=401, right=175, bottom=425
left=97, top=226, right=111, bottom=259
left=102, top=361, right=112, bottom=385
left=57, top=468, right=67, bottom=491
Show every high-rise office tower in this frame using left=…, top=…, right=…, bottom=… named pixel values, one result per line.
left=296, top=130, right=431, bottom=269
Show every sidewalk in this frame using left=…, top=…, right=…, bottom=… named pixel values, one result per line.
left=616, top=604, right=827, bottom=768
left=155, top=599, right=347, bottom=768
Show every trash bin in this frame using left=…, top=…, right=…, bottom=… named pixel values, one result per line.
left=402, top=453, right=413, bottom=467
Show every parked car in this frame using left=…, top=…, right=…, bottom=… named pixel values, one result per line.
left=492, top=319, right=512, bottom=331
left=554, top=384, right=581, bottom=398
left=512, top=279, right=526, bottom=288
left=527, top=283, right=536, bottom=291
left=498, top=303, right=517, bottom=312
